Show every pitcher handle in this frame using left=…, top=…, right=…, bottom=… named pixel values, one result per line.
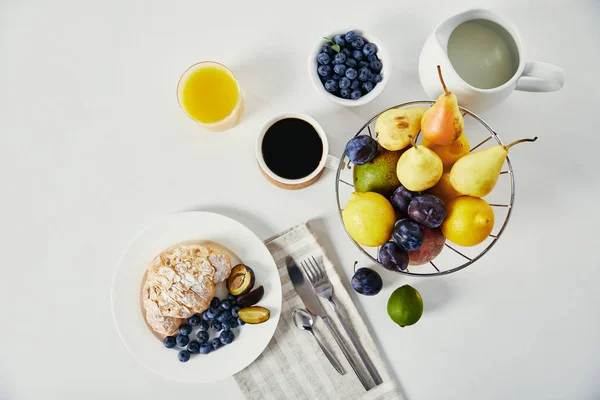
left=515, top=61, right=565, bottom=92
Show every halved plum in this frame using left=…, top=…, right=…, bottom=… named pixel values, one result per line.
left=236, top=286, right=264, bottom=307
left=226, top=264, right=255, bottom=296
left=238, top=306, right=270, bottom=324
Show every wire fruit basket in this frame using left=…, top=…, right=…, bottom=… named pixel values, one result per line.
left=335, top=100, right=515, bottom=277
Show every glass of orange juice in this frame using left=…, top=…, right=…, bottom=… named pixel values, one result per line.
left=177, top=61, right=244, bottom=132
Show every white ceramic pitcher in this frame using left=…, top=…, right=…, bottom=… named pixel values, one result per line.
left=419, top=9, right=565, bottom=112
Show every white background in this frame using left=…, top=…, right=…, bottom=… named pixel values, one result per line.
left=1, top=0, right=599, bottom=399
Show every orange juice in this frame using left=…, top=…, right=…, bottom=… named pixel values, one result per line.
left=177, top=62, right=243, bottom=131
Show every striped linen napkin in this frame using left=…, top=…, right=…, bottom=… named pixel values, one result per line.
left=234, top=221, right=403, bottom=400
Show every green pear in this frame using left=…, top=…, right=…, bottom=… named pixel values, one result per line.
left=450, top=137, right=538, bottom=197
left=396, top=136, right=443, bottom=191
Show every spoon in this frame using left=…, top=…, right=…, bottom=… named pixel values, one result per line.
left=292, top=309, right=346, bottom=375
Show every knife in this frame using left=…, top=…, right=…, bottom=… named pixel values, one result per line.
left=287, top=259, right=373, bottom=391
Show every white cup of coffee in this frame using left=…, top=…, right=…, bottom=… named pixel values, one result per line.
left=256, top=113, right=339, bottom=190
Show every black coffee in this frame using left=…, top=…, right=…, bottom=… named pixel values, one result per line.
left=261, top=118, right=323, bottom=180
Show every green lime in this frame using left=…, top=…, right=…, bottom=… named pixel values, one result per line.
left=387, top=285, right=423, bottom=327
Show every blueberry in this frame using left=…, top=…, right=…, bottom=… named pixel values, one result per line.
left=210, top=297, right=221, bottom=308
left=350, top=89, right=362, bottom=100
left=317, top=65, right=331, bottom=77
left=229, top=317, right=239, bottom=328
left=339, top=77, right=351, bottom=89
left=220, top=330, right=235, bottom=345
left=342, top=48, right=351, bottom=57
left=324, top=79, right=338, bottom=93
left=369, top=60, right=383, bottom=73
left=321, top=44, right=334, bottom=55
left=333, top=52, right=346, bottom=65
left=333, top=35, right=345, bottom=47
left=179, top=324, right=192, bottom=335
left=212, top=321, right=222, bottom=332
left=351, top=50, right=363, bottom=61
left=202, top=311, right=210, bottom=322
left=237, top=317, right=245, bottom=326
left=345, top=58, right=357, bottom=68
left=340, top=88, right=351, bottom=99
left=220, top=300, right=232, bottom=310
left=196, top=330, right=209, bottom=343
left=362, top=43, right=378, bottom=56
left=345, top=68, right=358, bottom=80
left=231, top=305, right=241, bottom=318
left=178, top=350, right=191, bottom=362
left=176, top=334, right=189, bottom=347
left=331, top=73, right=341, bottom=80
left=333, top=64, right=347, bottom=76
left=197, top=320, right=209, bottom=332
left=358, top=61, right=369, bottom=69
left=163, top=336, right=176, bottom=349
left=187, top=340, right=200, bottom=353
left=211, top=338, right=222, bottom=350
left=319, top=74, right=330, bottom=84
left=187, top=314, right=201, bottom=326
left=345, top=135, right=377, bottom=165
left=228, top=294, right=236, bottom=302
left=317, top=52, right=331, bottom=65
left=358, top=67, right=370, bottom=81
left=351, top=267, right=383, bottom=296
left=373, top=74, right=383, bottom=83
left=221, top=319, right=231, bottom=331
left=206, top=307, right=218, bottom=319
left=344, top=31, right=357, bottom=42
left=362, top=81, right=374, bottom=93
left=367, top=54, right=379, bottom=62
left=350, top=79, right=360, bottom=90
left=351, top=37, right=365, bottom=49
left=199, top=342, right=212, bottom=354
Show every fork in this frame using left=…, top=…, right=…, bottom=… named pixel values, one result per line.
left=301, top=256, right=383, bottom=386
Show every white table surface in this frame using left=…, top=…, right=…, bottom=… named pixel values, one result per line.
left=1, top=0, right=599, bottom=399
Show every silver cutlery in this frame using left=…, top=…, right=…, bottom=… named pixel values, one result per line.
left=292, top=308, right=346, bottom=375
left=286, top=258, right=373, bottom=391
left=301, top=256, right=383, bottom=386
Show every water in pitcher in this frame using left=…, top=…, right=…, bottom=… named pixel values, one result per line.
left=447, top=19, right=519, bottom=89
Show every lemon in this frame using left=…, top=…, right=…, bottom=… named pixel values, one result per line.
left=387, top=285, right=423, bottom=327
left=427, top=172, right=460, bottom=204
left=422, top=133, right=470, bottom=171
left=342, top=192, right=396, bottom=247
left=441, top=196, right=494, bottom=246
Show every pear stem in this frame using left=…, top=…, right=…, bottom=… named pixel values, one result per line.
left=505, top=137, right=538, bottom=151
left=408, top=135, right=418, bottom=149
left=437, top=65, right=449, bottom=95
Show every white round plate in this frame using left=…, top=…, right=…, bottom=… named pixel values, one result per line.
left=111, top=211, right=281, bottom=383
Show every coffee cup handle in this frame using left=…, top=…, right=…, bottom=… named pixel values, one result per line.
left=325, top=154, right=341, bottom=170
left=515, top=61, right=565, bottom=92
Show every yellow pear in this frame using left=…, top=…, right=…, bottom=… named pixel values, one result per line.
left=375, top=107, right=427, bottom=151
left=422, top=133, right=470, bottom=171
left=450, top=137, right=538, bottom=197
left=421, top=66, right=464, bottom=146
left=396, top=136, right=443, bottom=191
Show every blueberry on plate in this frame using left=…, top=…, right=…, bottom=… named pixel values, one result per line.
left=373, top=74, right=383, bottom=83
left=231, top=305, right=241, bottom=318
left=351, top=37, right=365, bottom=49
left=221, top=319, right=231, bottom=331
left=321, top=44, right=334, bottom=55
left=220, top=330, right=235, bottom=345
left=206, top=307, right=218, bottom=319
left=345, top=68, right=358, bottom=80
left=350, top=89, right=362, bottom=100
left=367, top=54, right=379, bottom=62
left=358, top=60, right=369, bottom=69
left=197, top=320, right=209, bottom=332
left=358, top=67, right=370, bottom=81
left=351, top=50, right=363, bottom=61
left=344, top=30, right=357, bottom=42
left=340, top=88, right=351, bottom=99
left=228, top=294, right=236, bottom=302
left=179, top=324, right=192, bottom=335
left=187, top=314, right=201, bottom=326
left=202, top=311, right=210, bottom=322
left=333, top=64, right=347, bottom=76
left=339, top=77, right=351, bottom=89
left=362, top=43, right=377, bottom=56
left=331, top=73, right=341, bottom=81
left=210, top=297, right=221, bottom=308
left=178, top=350, right=191, bottom=362
left=187, top=340, right=200, bottom=353
left=317, top=65, right=331, bottom=77
left=324, top=79, right=338, bottom=93
left=199, top=342, right=212, bottom=354
left=362, top=81, right=374, bottom=93
left=333, top=35, right=345, bottom=47
left=220, top=299, right=232, bottom=310
left=196, top=330, right=209, bottom=343
left=317, top=52, right=331, bottom=65
left=350, top=79, right=360, bottom=90
left=229, top=317, right=239, bottom=328
left=342, top=47, right=351, bottom=57
left=237, top=317, right=246, bottom=326
left=212, top=321, right=222, bottom=332
left=176, top=334, right=189, bottom=347
left=163, top=336, right=176, bottom=349
left=211, top=338, right=222, bottom=350
left=333, top=52, right=346, bottom=65
left=345, top=58, right=357, bottom=68
left=370, top=60, right=383, bottom=72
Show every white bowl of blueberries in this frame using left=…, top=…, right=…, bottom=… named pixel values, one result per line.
left=309, top=30, right=390, bottom=106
